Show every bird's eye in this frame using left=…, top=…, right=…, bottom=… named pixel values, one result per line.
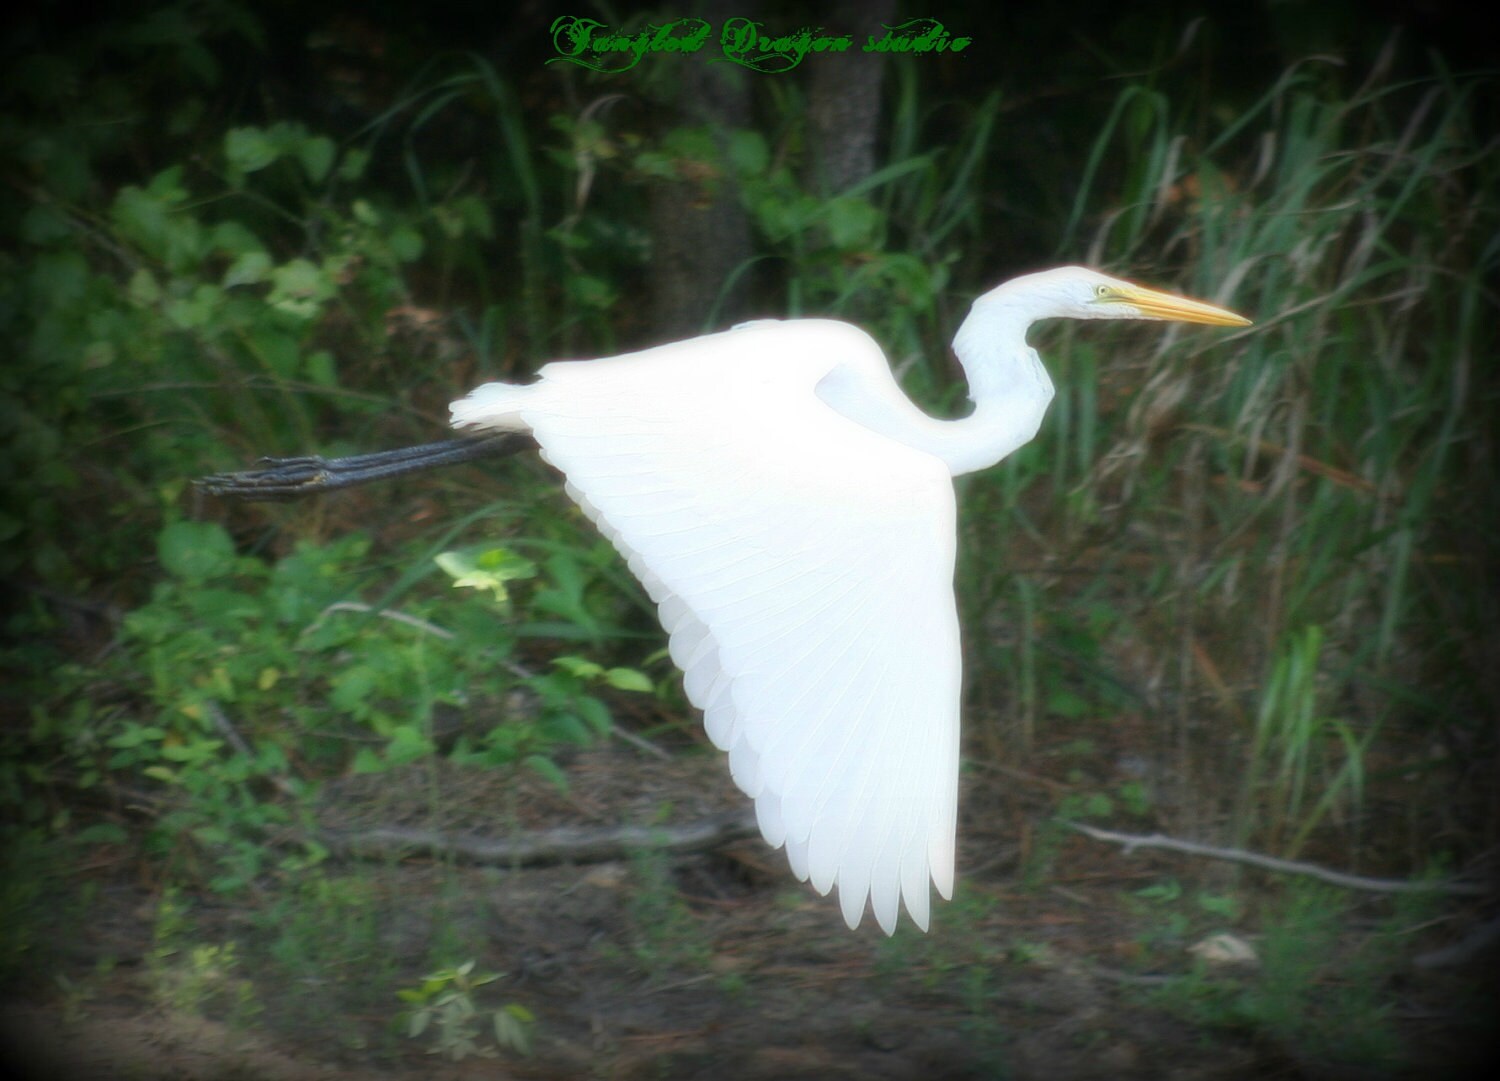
left=1094, top=284, right=1111, bottom=298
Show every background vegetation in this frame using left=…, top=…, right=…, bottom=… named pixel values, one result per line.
left=2, top=1, right=1494, bottom=1076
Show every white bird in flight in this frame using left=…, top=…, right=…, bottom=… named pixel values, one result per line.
left=204, top=266, right=1250, bottom=934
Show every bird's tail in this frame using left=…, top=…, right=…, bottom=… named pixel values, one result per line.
left=449, top=382, right=532, bottom=433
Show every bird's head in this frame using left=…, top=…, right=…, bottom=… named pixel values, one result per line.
left=974, top=265, right=1252, bottom=327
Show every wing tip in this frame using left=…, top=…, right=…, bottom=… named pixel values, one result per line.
left=833, top=879, right=933, bottom=935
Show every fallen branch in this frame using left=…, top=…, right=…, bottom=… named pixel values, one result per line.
left=1058, top=820, right=1492, bottom=897
left=315, top=810, right=759, bottom=867
left=304, top=601, right=457, bottom=641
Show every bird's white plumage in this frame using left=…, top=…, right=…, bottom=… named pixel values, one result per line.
left=453, top=320, right=961, bottom=932
left=448, top=267, right=1250, bottom=934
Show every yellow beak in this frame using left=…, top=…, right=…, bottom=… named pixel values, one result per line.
left=1104, top=283, right=1253, bottom=327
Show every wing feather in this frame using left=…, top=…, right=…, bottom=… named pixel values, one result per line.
left=454, top=321, right=961, bottom=932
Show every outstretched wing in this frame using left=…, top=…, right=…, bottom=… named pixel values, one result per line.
left=455, top=320, right=961, bottom=933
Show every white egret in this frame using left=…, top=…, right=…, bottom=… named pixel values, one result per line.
left=202, top=266, right=1250, bottom=934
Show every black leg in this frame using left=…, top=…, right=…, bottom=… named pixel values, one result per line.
left=195, top=434, right=532, bottom=502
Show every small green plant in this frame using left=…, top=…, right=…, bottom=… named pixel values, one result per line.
left=148, top=891, right=259, bottom=1023
left=1127, top=878, right=1194, bottom=956
left=1243, top=886, right=1403, bottom=1068
left=397, top=960, right=535, bottom=1060
left=1148, top=883, right=1411, bottom=1073
left=1125, top=877, right=1253, bottom=974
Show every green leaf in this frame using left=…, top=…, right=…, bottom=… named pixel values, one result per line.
left=225, top=127, right=280, bottom=174
left=823, top=195, right=881, bottom=251
left=495, top=1004, right=533, bottom=1055
left=107, top=723, right=165, bottom=749
left=161, top=738, right=223, bottom=762
left=163, top=283, right=222, bottom=329
left=551, top=656, right=602, bottom=680
left=210, top=220, right=264, bottom=255
left=435, top=546, right=537, bottom=603
left=1197, top=892, right=1241, bottom=919
left=268, top=258, right=334, bottom=318
left=127, top=268, right=162, bottom=306
left=338, top=147, right=370, bottom=181
left=604, top=667, right=652, bottom=693
left=351, top=747, right=384, bottom=774
left=1135, top=879, right=1183, bottom=904
left=523, top=754, right=568, bottom=792
left=385, top=725, right=435, bottom=765
left=297, top=135, right=336, bottom=183
left=728, top=130, right=769, bottom=176
left=388, top=225, right=424, bottom=262
left=1047, top=689, right=1091, bottom=719
left=304, top=350, right=337, bottom=387
left=249, top=325, right=299, bottom=378
left=546, top=713, right=591, bottom=745
left=145, top=165, right=188, bottom=202
left=567, top=274, right=615, bottom=310
left=112, top=185, right=172, bottom=256
left=157, top=521, right=237, bottom=581
left=575, top=696, right=613, bottom=737
left=223, top=250, right=271, bottom=288
left=331, top=665, right=379, bottom=714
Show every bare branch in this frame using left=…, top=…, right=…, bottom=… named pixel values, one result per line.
left=315, top=810, right=759, bottom=867
left=1058, top=819, right=1492, bottom=897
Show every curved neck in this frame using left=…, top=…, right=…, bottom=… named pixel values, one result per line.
left=816, top=304, right=1056, bottom=478
left=933, top=303, right=1057, bottom=475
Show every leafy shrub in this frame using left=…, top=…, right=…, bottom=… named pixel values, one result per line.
left=12, top=520, right=651, bottom=890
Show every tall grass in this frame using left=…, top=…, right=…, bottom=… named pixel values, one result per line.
left=966, top=50, right=1497, bottom=863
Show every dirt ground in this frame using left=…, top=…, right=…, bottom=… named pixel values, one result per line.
left=2, top=747, right=1494, bottom=1080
